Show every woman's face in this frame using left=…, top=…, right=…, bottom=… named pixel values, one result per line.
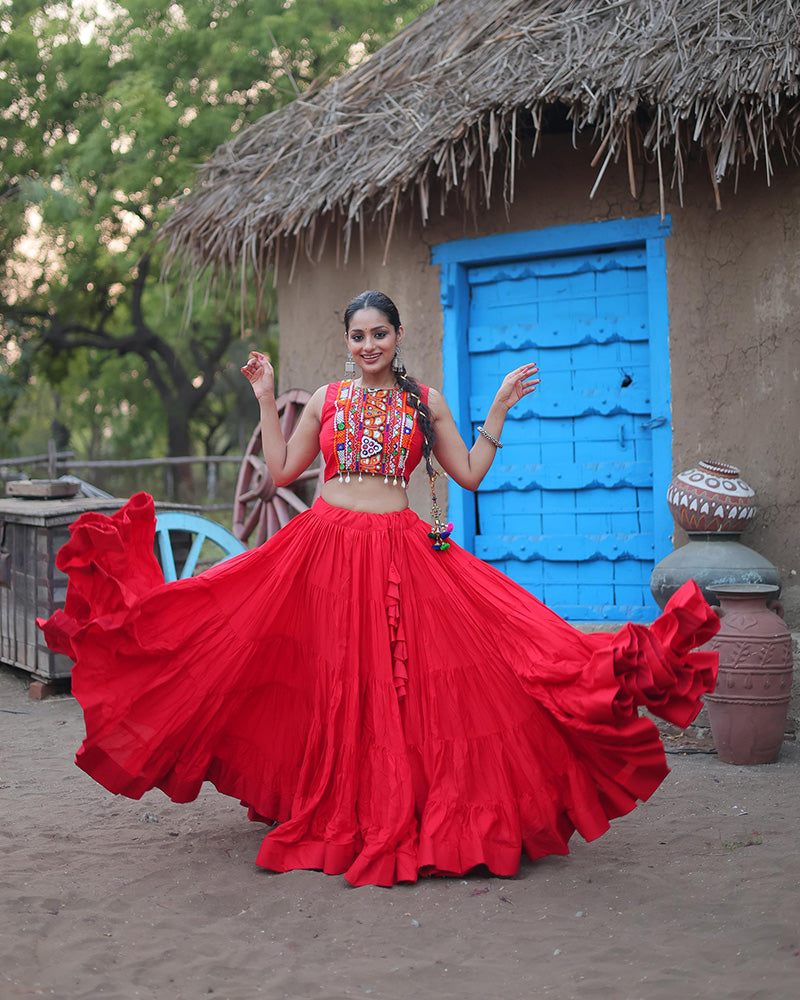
left=344, top=307, right=403, bottom=379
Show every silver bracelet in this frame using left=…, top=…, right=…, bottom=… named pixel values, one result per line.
left=477, top=425, right=503, bottom=449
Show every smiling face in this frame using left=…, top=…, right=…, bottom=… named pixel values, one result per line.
left=344, top=306, right=403, bottom=384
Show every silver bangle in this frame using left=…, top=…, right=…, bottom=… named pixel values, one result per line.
left=477, top=425, right=502, bottom=449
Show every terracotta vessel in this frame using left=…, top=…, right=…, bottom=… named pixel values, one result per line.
left=651, top=459, right=780, bottom=609
left=703, top=584, right=793, bottom=765
left=649, top=533, right=781, bottom=609
left=667, top=460, right=757, bottom=534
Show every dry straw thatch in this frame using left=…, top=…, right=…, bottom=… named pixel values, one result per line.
left=162, top=0, right=800, bottom=284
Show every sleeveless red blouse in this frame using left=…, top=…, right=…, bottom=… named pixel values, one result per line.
left=319, top=380, right=429, bottom=483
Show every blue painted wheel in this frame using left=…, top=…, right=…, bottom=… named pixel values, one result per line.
left=154, top=511, right=247, bottom=581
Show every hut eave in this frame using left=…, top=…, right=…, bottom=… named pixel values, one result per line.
left=161, top=0, right=800, bottom=281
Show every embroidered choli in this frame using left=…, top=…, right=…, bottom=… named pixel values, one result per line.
left=319, top=380, right=428, bottom=485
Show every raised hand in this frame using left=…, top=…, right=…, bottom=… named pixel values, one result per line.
left=495, top=362, right=540, bottom=411
left=240, top=351, right=275, bottom=401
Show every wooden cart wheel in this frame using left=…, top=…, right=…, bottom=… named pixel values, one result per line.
left=233, top=388, right=323, bottom=546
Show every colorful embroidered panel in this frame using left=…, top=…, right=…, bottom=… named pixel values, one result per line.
left=332, top=381, right=417, bottom=483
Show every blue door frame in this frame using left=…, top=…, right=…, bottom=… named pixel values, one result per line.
left=432, top=216, right=673, bottom=620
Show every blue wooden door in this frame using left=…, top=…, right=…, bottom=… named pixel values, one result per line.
left=433, top=218, right=673, bottom=622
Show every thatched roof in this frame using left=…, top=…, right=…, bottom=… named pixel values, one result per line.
left=162, top=0, right=800, bottom=281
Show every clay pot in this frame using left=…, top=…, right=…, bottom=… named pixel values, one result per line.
left=651, top=459, right=780, bottom=609
left=704, top=584, right=793, bottom=765
left=649, top=533, right=781, bottom=609
left=667, top=460, right=757, bottom=534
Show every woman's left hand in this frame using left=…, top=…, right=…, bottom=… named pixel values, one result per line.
left=495, top=362, right=540, bottom=411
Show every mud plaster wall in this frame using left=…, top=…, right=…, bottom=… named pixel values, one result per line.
left=275, top=132, right=800, bottom=639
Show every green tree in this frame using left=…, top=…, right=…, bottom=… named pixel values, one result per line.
left=0, top=0, right=433, bottom=469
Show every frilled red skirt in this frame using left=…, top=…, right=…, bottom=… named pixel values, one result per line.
left=39, top=493, right=718, bottom=887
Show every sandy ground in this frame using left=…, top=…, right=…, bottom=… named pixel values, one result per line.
left=1, top=664, right=798, bottom=1000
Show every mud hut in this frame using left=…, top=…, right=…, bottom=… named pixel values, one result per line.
left=163, top=0, right=800, bottom=627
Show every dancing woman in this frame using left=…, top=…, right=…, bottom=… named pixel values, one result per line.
left=41, top=290, right=718, bottom=887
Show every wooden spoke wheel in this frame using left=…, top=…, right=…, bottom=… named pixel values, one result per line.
left=233, top=388, right=322, bottom=546
left=154, top=512, right=247, bottom=581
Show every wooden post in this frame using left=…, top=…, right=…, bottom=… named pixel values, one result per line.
left=47, top=439, right=57, bottom=479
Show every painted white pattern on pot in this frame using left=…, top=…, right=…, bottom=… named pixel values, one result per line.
left=667, top=460, right=758, bottom=533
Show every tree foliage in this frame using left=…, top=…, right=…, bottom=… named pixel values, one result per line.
left=0, top=0, right=433, bottom=468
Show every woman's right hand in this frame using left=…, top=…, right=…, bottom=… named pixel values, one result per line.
left=241, top=351, right=275, bottom=402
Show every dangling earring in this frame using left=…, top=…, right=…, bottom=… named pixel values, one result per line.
left=391, top=346, right=403, bottom=374
left=344, top=351, right=356, bottom=379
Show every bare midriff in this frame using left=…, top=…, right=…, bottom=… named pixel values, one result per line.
left=321, top=472, right=410, bottom=513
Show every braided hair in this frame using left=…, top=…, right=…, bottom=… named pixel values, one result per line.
left=343, top=290, right=436, bottom=478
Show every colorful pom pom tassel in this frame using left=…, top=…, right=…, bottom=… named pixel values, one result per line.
left=428, top=473, right=453, bottom=552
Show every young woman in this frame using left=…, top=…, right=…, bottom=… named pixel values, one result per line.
left=41, top=290, right=718, bottom=887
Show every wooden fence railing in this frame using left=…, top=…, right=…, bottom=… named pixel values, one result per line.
left=1, top=441, right=246, bottom=513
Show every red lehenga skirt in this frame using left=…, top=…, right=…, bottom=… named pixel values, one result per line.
left=39, top=493, right=719, bottom=887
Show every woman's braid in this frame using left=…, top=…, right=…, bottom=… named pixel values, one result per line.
left=393, top=364, right=435, bottom=479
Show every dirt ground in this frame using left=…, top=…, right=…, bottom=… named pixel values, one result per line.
left=1, top=664, right=798, bottom=1000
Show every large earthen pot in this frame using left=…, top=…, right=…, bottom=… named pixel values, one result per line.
left=650, top=459, right=780, bottom=609
left=649, top=533, right=781, bottom=609
left=703, top=584, right=793, bottom=765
